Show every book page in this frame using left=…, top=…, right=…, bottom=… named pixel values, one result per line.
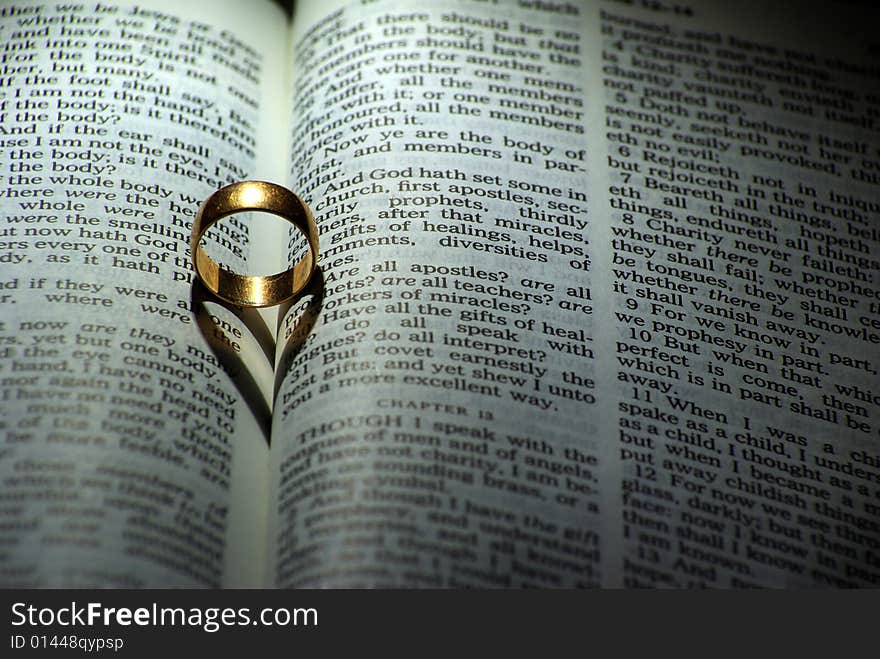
left=0, top=0, right=288, bottom=586
left=269, top=0, right=880, bottom=587
left=596, top=0, right=880, bottom=588
left=271, top=0, right=602, bottom=587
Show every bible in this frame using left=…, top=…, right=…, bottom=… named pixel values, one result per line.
left=1, top=0, right=879, bottom=587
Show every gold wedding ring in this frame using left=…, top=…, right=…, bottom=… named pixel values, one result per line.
left=190, top=181, right=318, bottom=308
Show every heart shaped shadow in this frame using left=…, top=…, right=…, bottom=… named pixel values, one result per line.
left=189, top=267, right=324, bottom=444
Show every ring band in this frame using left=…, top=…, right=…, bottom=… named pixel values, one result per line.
left=190, top=181, right=318, bottom=308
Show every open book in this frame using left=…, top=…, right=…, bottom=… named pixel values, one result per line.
left=1, top=0, right=879, bottom=587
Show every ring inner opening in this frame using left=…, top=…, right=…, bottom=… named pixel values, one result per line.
left=199, top=210, right=307, bottom=279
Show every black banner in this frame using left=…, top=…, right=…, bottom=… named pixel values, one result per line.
left=0, top=589, right=874, bottom=655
